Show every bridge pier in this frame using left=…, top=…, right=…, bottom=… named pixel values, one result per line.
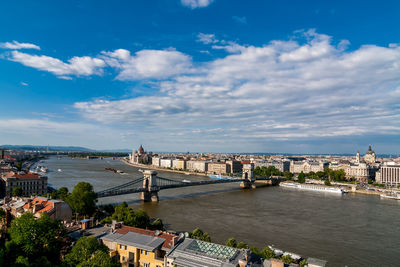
left=240, top=163, right=256, bottom=189
left=140, top=170, right=159, bottom=202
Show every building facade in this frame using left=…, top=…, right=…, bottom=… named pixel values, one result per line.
left=186, top=160, right=208, bottom=173
left=101, top=225, right=178, bottom=267
left=226, top=160, right=242, bottom=174
left=207, top=162, right=230, bottom=175
left=290, top=161, right=328, bottom=174
left=172, top=159, right=186, bottom=170
left=130, top=145, right=151, bottom=164
left=375, top=164, right=400, bottom=186
left=166, top=238, right=261, bottom=267
left=1, top=171, right=47, bottom=197
left=160, top=159, right=173, bottom=168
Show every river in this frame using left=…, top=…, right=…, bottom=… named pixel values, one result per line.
left=42, top=156, right=400, bottom=266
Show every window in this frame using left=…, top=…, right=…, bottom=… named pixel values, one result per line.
left=143, top=263, right=150, bottom=267
left=145, top=251, right=149, bottom=256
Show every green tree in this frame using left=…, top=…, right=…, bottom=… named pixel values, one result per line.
left=281, top=255, right=293, bottom=264
left=12, top=187, right=23, bottom=197
left=67, top=182, right=97, bottom=216
left=236, top=242, right=248, bottom=249
left=324, top=179, right=331, bottom=186
left=6, top=213, right=66, bottom=265
left=78, top=250, right=120, bottom=267
left=299, top=259, right=308, bottom=267
left=261, top=246, right=275, bottom=259
left=284, top=171, right=294, bottom=180
left=298, top=172, right=306, bottom=183
left=225, top=238, right=237, bottom=248
left=249, top=246, right=262, bottom=256
left=64, top=236, right=109, bottom=266
left=15, top=161, right=23, bottom=171
left=190, top=228, right=211, bottom=242
left=150, top=218, right=165, bottom=231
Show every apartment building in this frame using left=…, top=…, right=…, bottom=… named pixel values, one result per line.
left=207, top=162, right=230, bottom=174
left=186, top=160, right=208, bottom=173
left=172, top=159, right=186, bottom=170
left=101, top=225, right=178, bottom=267
left=160, top=159, right=173, bottom=168
left=376, top=163, right=400, bottom=186
left=1, top=171, right=47, bottom=197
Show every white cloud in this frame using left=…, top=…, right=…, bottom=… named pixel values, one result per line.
left=101, top=49, right=192, bottom=80
left=181, top=0, right=214, bottom=9
left=232, top=16, right=247, bottom=24
left=197, top=33, right=218, bottom=44
left=20, top=82, right=28, bottom=86
left=0, top=41, right=40, bottom=50
left=74, top=31, right=400, bottom=150
left=8, top=51, right=106, bottom=78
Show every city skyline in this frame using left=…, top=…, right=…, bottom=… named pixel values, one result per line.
left=1, top=0, right=400, bottom=153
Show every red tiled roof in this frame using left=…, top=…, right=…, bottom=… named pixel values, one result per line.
left=23, top=197, right=55, bottom=214
left=116, top=226, right=177, bottom=249
left=5, top=172, right=42, bottom=179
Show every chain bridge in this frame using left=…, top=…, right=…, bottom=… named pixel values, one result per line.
left=96, top=165, right=283, bottom=202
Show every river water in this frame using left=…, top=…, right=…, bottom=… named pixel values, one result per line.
left=43, top=156, right=400, bottom=266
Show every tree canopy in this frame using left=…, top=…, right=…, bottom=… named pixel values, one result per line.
left=67, top=182, right=97, bottom=216
left=64, top=236, right=120, bottom=267
left=4, top=213, right=66, bottom=266
left=101, top=202, right=164, bottom=230
left=297, top=172, right=306, bottom=183
left=189, top=228, right=211, bottom=242
left=12, top=187, right=23, bottom=197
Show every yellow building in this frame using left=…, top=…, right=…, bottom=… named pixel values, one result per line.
left=101, top=225, right=178, bottom=267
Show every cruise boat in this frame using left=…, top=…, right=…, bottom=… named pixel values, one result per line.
left=280, top=182, right=347, bottom=194
left=380, top=192, right=400, bottom=200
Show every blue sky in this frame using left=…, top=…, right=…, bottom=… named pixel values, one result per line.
left=0, top=0, right=400, bottom=154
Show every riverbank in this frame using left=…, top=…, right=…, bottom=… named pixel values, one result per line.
left=122, top=159, right=209, bottom=177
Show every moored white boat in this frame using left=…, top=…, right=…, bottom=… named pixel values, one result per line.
left=280, top=182, right=346, bottom=194
left=380, top=193, right=400, bottom=200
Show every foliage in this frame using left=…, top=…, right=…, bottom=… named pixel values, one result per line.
left=324, top=179, right=331, bottom=186
left=67, top=182, right=97, bottom=216
left=284, top=171, right=294, bottom=180
left=101, top=202, right=165, bottom=230
left=261, top=246, right=276, bottom=259
left=5, top=213, right=66, bottom=265
left=149, top=218, right=165, bottom=231
left=249, top=246, right=262, bottom=256
left=225, top=237, right=237, bottom=247
left=236, top=242, right=249, bottom=249
left=297, top=172, right=306, bottom=183
left=299, top=259, right=308, bottom=267
left=78, top=250, right=121, bottom=267
left=12, top=187, right=23, bottom=197
left=15, top=161, right=23, bottom=171
left=254, top=166, right=283, bottom=178
left=368, top=178, right=373, bottom=184
left=50, top=187, right=69, bottom=200
left=281, top=254, right=294, bottom=264
left=189, top=228, right=211, bottom=242
left=64, top=236, right=109, bottom=266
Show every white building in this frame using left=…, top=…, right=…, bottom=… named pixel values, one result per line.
left=160, top=158, right=173, bottom=168
left=376, top=163, right=400, bottom=186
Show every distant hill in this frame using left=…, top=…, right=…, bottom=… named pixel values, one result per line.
left=0, top=145, right=93, bottom=152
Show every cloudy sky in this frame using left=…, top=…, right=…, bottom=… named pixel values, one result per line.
left=1, top=0, right=400, bottom=154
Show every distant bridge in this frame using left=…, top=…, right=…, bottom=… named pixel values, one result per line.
left=96, top=165, right=284, bottom=202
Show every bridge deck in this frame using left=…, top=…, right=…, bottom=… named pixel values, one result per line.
left=96, top=176, right=276, bottom=198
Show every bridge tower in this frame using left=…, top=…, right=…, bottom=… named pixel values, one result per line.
left=241, top=163, right=256, bottom=189
left=140, top=170, right=159, bottom=202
